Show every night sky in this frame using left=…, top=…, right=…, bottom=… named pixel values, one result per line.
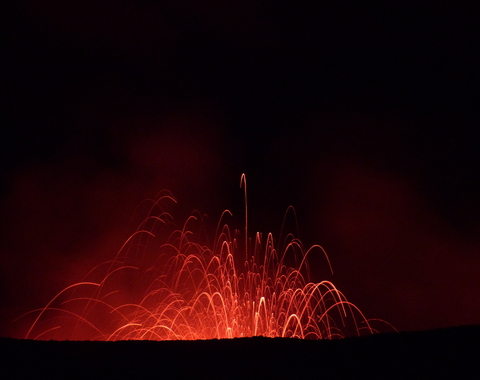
left=3, top=1, right=480, bottom=338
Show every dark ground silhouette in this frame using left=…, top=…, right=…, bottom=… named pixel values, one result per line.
left=2, top=325, right=479, bottom=379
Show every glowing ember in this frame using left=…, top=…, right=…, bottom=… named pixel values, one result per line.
left=21, top=175, right=392, bottom=340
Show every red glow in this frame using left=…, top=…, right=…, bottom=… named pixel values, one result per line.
left=20, top=176, right=393, bottom=341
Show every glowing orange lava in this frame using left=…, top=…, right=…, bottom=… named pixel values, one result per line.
left=21, top=175, right=392, bottom=341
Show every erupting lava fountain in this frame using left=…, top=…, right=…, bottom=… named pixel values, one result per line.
left=21, top=175, right=394, bottom=340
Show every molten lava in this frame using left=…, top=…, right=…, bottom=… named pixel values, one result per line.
left=21, top=176, right=390, bottom=341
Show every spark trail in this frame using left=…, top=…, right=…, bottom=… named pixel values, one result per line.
left=21, top=176, right=392, bottom=340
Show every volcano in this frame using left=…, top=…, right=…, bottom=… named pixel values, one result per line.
left=2, top=325, right=479, bottom=378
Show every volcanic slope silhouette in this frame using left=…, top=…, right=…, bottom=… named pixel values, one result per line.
left=2, top=325, right=480, bottom=378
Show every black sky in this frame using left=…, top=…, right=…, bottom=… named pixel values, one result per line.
left=2, top=1, right=480, bottom=338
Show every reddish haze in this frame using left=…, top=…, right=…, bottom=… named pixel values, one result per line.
left=308, top=161, right=480, bottom=331
left=0, top=110, right=231, bottom=338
